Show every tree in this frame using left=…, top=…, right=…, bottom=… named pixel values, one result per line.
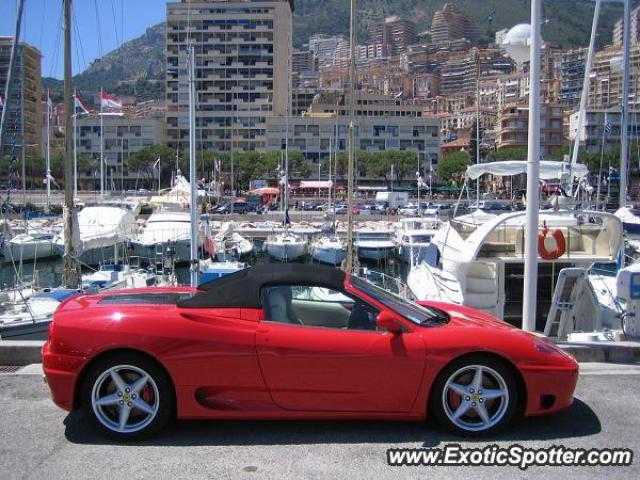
left=438, top=151, right=470, bottom=183
left=469, top=119, right=483, bottom=163
left=485, top=147, right=528, bottom=162
left=128, top=144, right=177, bottom=188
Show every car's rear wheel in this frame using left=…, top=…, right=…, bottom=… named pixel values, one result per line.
left=431, top=356, right=518, bottom=436
left=82, top=354, right=174, bottom=440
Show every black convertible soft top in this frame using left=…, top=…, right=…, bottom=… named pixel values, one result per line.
left=177, top=263, right=347, bottom=309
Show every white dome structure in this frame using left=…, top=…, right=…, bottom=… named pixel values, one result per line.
left=502, top=23, right=532, bottom=66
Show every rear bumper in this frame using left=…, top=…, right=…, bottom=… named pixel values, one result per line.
left=520, top=364, right=579, bottom=416
left=42, top=342, right=83, bottom=411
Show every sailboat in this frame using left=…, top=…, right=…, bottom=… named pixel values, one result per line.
left=310, top=135, right=347, bottom=265
left=264, top=82, right=306, bottom=262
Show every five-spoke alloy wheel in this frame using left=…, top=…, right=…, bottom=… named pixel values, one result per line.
left=431, top=356, right=518, bottom=436
left=82, top=354, right=173, bottom=440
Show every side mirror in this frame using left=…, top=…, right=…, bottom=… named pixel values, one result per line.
left=376, top=311, right=403, bottom=334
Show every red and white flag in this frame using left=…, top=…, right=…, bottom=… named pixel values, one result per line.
left=74, top=90, right=90, bottom=114
left=100, top=91, right=122, bottom=110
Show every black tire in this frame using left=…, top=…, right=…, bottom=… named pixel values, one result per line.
left=430, top=355, right=518, bottom=437
left=81, top=353, right=174, bottom=440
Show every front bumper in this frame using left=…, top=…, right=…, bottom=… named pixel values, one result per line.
left=520, top=363, right=579, bottom=416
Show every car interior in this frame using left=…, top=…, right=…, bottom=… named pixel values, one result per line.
left=261, top=285, right=379, bottom=331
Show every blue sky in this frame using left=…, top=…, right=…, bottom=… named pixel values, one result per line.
left=0, top=0, right=168, bottom=78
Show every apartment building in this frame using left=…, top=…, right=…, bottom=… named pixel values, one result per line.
left=0, top=37, right=43, bottom=159
left=569, top=108, right=640, bottom=154
left=496, top=103, right=564, bottom=156
left=588, top=45, right=640, bottom=109
left=613, top=5, right=640, bottom=46
left=75, top=115, right=166, bottom=190
left=165, top=0, right=293, bottom=153
left=558, top=48, right=587, bottom=107
left=369, top=15, right=417, bottom=58
left=430, top=3, right=482, bottom=46
left=265, top=114, right=440, bottom=171
left=308, top=92, right=427, bottom=118
left=308, top=33, right=349, bottom=71
left=439, top=49, right=514, bottom=97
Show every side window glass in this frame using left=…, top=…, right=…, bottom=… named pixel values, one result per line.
left=262, top=285, right=379, bottom=331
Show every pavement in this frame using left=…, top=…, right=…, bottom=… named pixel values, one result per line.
left=0, top=363, right=638, bottom=480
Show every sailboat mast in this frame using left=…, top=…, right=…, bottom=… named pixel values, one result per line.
left=46, top=89, right=51, bottom=212
left=61, top=0, right=80, bottom=288
left=188, top=45, right=198, bottom=287
left=100, top=88, right=104, bottom=197
left=569, top=0, right=601, bottom=191
left=620, top=0, right=631, bottom=207
left=344, top=0, right=357, bottom=273
left=521, top=0, right=542, bottom=333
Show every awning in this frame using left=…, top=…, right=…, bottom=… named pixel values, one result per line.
left=298, top=180, right=333, bottom=189
left=466, top=161, right=589, bottom=181
left=249, top=187, right=280, bottom=195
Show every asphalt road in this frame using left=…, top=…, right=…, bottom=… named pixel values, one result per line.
left=0, top=363, right=638, bottom=480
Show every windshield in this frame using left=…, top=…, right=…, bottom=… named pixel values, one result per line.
left=350, top=276, right=448, bottom=326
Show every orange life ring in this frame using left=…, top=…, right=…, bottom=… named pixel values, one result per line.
left=537, top=222, right=566, bottom=260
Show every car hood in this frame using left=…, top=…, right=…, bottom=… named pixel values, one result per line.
left=419, top=301, right=516, bottom=331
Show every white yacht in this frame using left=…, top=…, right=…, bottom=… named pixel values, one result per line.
left=212, top=222, right=254, bottom=261
left=395, top=217, right=442, bottom=265
left=52, top=206, right=136, bottom=265
left=264, top=232, right=307, bottom=262
left=355, top=229, right=396, bottom=262
left=130, top=210, right=199, bottom=264
left=407, top=209, right=623, bottom=330
left=3, top=230, right=56, bottom=262
left=310, top=236, right=347, bottom=265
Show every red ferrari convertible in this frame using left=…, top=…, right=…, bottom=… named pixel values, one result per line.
left=43, top=264, right=578, bottom=440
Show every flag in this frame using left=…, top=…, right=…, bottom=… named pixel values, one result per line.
left=0, top=94, right=4, bottom=107
left=74, top=91, right=90, bottom=114
left=153, top=157, right=160, bottom=170
left=604, top=114, right=612, bottom=137
left=100, top=91, right=122, bottom=110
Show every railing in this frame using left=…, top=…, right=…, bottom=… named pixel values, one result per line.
left=358, top=267, right=410, bottom=299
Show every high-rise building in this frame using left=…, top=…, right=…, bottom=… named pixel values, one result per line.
left=613, top=5, right=640, bottom=46
left=308, top=33, right=349, bottom=71
left=439, top=49, right=514, bottom=97
left=431, top=3, right=482, bottom=46
left=558, top=48, right=587, bottom=107
left=165, top=0, right=293, bottom=153
left=76, top=115, right=166, bottom=190
left=0, top=37, right=43, bottom=159
left=588, top=45, right=640, bottom=110
left=496, top=103, right=564, bottom=156
left=369, top=16, right=417, bottom=57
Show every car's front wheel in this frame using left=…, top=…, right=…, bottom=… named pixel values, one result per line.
left=431, top=355, right=518, bottom=436
left=82, top=354, right=174, bottom=440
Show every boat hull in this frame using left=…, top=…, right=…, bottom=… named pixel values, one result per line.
left=0, top=318, right=51, bottom=340
left=3, top=241, right=56, bottom=262
left=356, top=243, right=395, bottom=261
left=265, top=242, right=306, bottom=262
left=311, top=245, right=347, bottom=265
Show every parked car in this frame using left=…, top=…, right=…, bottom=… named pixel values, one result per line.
left=42, top=263, right=578, bottom=440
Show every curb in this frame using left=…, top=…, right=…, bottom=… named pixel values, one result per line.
left=0, top=341, right=44, bottom=366
left=558, top=343, right=640, bottom=363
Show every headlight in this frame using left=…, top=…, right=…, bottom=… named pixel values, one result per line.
left=532, top=336, right=574, bottom=359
